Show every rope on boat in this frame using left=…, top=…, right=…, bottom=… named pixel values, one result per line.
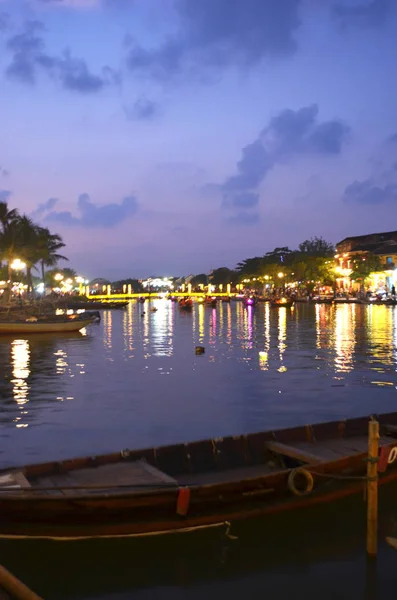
left=0, top=522, right=228, bottom=542
left=0, top=564, right=43, bottom=600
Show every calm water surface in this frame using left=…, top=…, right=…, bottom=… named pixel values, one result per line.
left=1, top=300, right=397, bottom=468
left=1, top=300, right=397, bottom=598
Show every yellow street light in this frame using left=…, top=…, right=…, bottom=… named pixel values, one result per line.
left=54, top=273, right=64, bottom=281
left=278, top=272, right=284, bottom=278
left=10, top=259, right=26, bottom=271
left=264, top=275, right=269, bottom=280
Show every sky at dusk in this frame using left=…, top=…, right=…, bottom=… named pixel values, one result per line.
left=1, top=0, right=397, bottom=279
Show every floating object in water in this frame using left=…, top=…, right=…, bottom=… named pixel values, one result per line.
left=195, top=346, right=205, bottom=354
left=242, top=296, right=256, bottom=307
left=141, top=312, right=145, bottom=316
left=150, top=308, right=158, bottom=312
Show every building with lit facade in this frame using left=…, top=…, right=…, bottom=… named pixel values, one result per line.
left=335, top=231, right=397, bottom=291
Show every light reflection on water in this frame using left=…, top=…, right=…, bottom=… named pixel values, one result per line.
left=1, top=301, right=397, bottom=467
left=11, top=339, right=30, bottom=428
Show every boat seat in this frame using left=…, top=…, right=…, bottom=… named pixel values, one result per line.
left=265, top=441, right=323, bottom=464
left=0, top=471, right=31, bottom=490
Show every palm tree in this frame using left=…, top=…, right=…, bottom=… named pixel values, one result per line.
left=0, top=202, right=18, bottom=233
left=36, top=228, right=68, bottom=286
left=17, top=215, right=40, bottom=296
left=0, top=202, right=20, bottom=302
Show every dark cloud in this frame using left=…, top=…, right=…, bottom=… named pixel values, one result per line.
left=332, top=0, right=393, bottom=29
left=46, top=193, right=139, bottom=228
left=0, top=190, right=12, bottom=202
left=31, top=197, right=59, bottom=218
left=218, top=104, right=350, bottom=214
left=125, top=0, right=301, bottom=80
left=6, top=20, right=120, bottom=92
left=123, top=96, right=158, bottom=121
left=343, top=179, right=397, bottom=204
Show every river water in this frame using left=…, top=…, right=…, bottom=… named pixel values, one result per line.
left=1, top=300, right=397, bottom=598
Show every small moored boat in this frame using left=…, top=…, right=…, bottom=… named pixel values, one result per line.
left=1, top=413, right=397, bottom=539
left=205, top=297, right=217, bottom=308
left=178, top=298, right=193, bottom=310
left=270, top=298, right=294, bottom=308
left=0, top=314, right=95, bottom=335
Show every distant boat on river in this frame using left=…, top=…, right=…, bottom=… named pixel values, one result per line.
left=270, top=298, right=294, bottom=308
left=178, top=298, right=193, bottom=310
left=0, top=313, right=95, bottom=334
left=1, top=412, right=397, bottom=540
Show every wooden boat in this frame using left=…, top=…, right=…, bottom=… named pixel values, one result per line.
left=178, top=298, right=193, bottom=310
left=205, top=297, right=217, bottom=308
left=0, top=314, right=95, bottom=335
left=270, top=299, right=294, bottom=308
left=333, top=297, right=361, bottom=304
left=2, top=412, right=397, bottom=540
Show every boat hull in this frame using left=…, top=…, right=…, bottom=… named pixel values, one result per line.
left=2, top=412, right=397, bottom=539
left=0, top=318, right=93, bottom=334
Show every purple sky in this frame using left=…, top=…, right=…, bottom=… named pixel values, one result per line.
left=1, top=0, right=397, bottom=279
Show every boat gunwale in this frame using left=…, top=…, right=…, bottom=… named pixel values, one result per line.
left=1, top=411, right=397, bottom=503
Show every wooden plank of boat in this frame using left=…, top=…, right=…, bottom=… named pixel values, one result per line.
left=0, top=318, right=93, bottom=334
left=1, top=412, right=397, bottom=539
left=265, top=441, right=323, bottom=464
left=32, top=460, right=178, bottom=496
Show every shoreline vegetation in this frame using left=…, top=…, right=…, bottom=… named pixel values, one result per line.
left=0, top=201, right=385, bottom=301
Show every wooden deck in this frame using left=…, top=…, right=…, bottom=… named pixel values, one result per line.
left=268, top=435, right=395, bottom=463
left=29, top=460, right=178, bottom=496
left=179, top=463, right=278, bottom=486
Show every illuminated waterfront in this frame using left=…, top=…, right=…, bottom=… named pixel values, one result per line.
left=2, top=300, right=397, bottom=599
left=1, top=300, right=397, bottom=469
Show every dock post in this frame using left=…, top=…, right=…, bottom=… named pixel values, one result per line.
left=366, top=417, right=379, bottom=558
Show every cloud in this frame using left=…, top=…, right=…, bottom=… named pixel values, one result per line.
left=0, top=166, right=9, bottom=177
left=5, top=20, right=119, bottom=92
left=217, top=104, right=350, bottom=213
left=46, top=193, right=139, bottom=228
left=125, top=0, right=301, bottom=81
left=332, top=0, right=394, bottom=29
left=30, top=197, right=59, bottom=218
left=343, top=179, right=397, bottom=204
left=123, top=96, right=158, bottom=121
left=0, top=190, right=12, bottom=202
